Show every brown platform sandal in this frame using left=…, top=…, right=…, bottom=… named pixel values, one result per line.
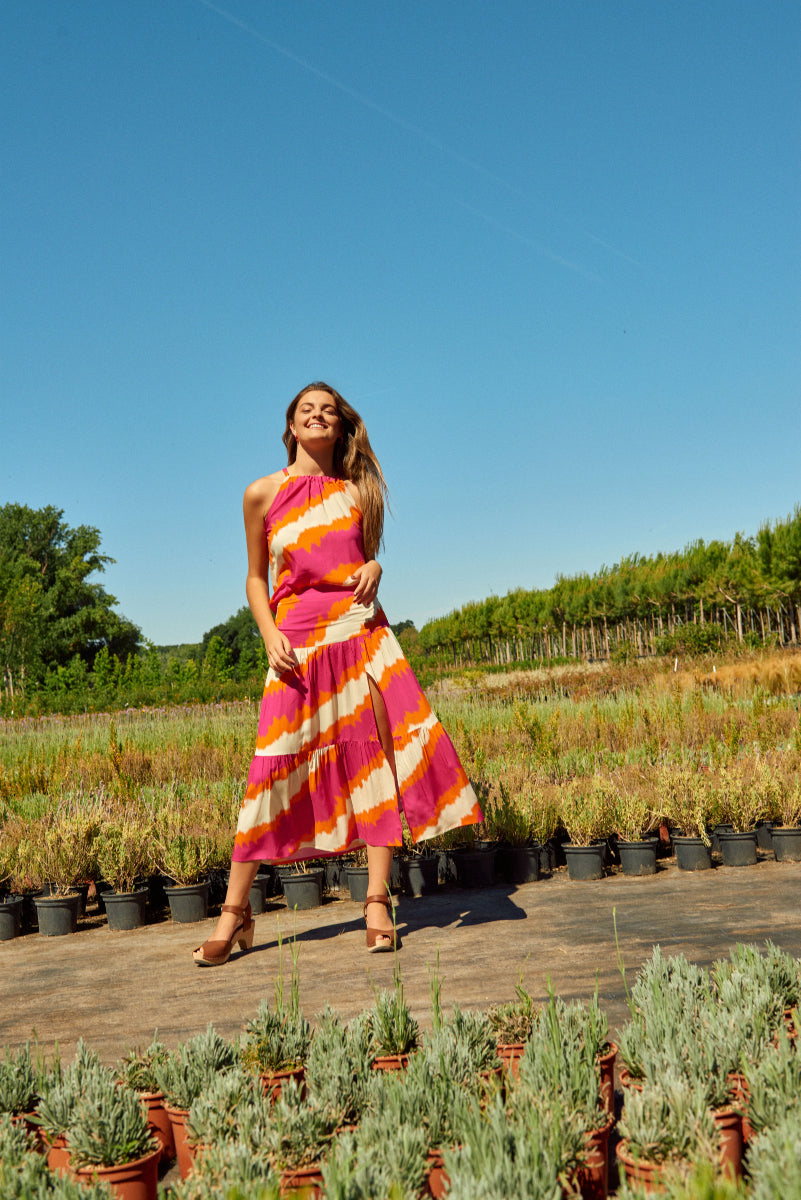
left=363, top=894, right=400, bottom=953
left=192, top=902, right=254, bottom=967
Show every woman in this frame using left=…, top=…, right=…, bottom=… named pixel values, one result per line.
left=193, top=383, right=482, bottom=966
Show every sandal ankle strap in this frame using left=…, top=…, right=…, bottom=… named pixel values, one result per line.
left=222, top=903, right=248, bottom=916
left=363, top=894, right=391, bottom=909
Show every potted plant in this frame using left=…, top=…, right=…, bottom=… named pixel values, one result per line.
left=484, top=779, right=539, bottom=885
left=345, top=846, right=371, bottom=902
left=614, top=786, right=658, bottom=876
left=487, top=979, right=539, bottom=1077
left=616, top=1072, right=718, bottom=1190
left=153, top=1025, right=238, bottom=1179
left=302, top=1007, right=372, bottom=1130
left=36, top=1040, right=106, bottom=1171
left=263, top=1076, right=335, bottom=1195
left=117, top=1036, right=175, bottom=1162
left=152, top=807, right=214, bottom=923
left=185, top=1067, right=269, bottom=1161
left=0, top=1044, right=43, bottom=1129
left=239, top=1000, right=313, bottom=1101
left=657, top=765, right=716, bottom=871
left=95, top=817, right=152, bottom=931
left=27, top=813, right=98, bottom=935
left=65, top=1071, right=160, bottom=1199
left=715, top=765, right=764, bottom=866
left=441, top=1091, right=583, bottom=1200
left=398, top=847, right=440, bottom=897
left=368, top=967, right=420, bottom=1070
left=281, top=860, right=324, bottom=910
left=771, top=777, right=801, bottom=862
left=0, top=826, right=25, bottom=941
left=167, top=1140, right=279, bottom=1200
left=560, top=777, right=615, bottom=879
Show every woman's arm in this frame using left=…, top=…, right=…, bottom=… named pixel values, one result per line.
left=243, top=475, right=299, bottom=674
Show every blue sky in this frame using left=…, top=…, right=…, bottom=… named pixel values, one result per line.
left=3, top=1, right=799, bottom=646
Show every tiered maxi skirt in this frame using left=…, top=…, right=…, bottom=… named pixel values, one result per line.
left=232, top=601, right=482, bottom=863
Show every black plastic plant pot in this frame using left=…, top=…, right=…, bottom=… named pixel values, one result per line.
left=400, top=856, right=439, bottom=897
left=103, top=887, right=149, bottom=931
left=324, top=857, right=354, bottom=892
left=282, top=872, right=323, bottom=910
left=164, top=881, right=209, bottom=923
left=618, top=840, right=657, bottom=877
left=772, top=827, right=801, bottom=862
left=41, top=880, right=90, bottom=916
left=673, top=836, right=712, bottom=871
left=709, top=823, right=734, bottom=854
left=34, top=891, right=81, bottom=936
left=248, top=874, right=270, bottom=915
left=755, top=821, right=774, bottom=852
left=538, top=843, right=554, bottom=878
left=453, top=848, right=497, bottom=888
left=718, top=830, right=758, bottom=867
left=563, top=844, right=605, bottom=881
left=505, top=845, right=540, bottom=885
left=0, top=895, right=23, bottom=941
left=345, top=865, right=370, bottom=903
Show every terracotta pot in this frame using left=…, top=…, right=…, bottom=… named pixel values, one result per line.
left=372, top=1053, right=410, bottom=1072
left=575, top=1114, right=614, bottom=1200
left=497, top=1041, right=526, bottom=1079
left=260, top=1065, right=306, bottom=1102
left=74, top=1143, right=161, bottom=1200
left=139, top=1090, right=175, bottom=1160
left=163, top=1102, right=194, bottom=1179
left=727, top=1072, right=753, bottom=1144
left=44, top=1133, right=70, bottom=1173
left=618, top=1066, right=644, bottom=1092
left=426, top=1149, right=450, bottom=1198
left=279, top=1161, right=324, bottom=1197
left=712, top=1105, right=743, bottom=1180
left=596, top=1042, right=617, bottom=1116
left=615, top=1140, right=667, bottom=1194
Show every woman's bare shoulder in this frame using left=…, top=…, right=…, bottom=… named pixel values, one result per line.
left=243, top=470, right=285, bottom=517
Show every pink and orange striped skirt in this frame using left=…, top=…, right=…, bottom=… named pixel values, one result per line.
left=232, top=599, right=482, bottom=863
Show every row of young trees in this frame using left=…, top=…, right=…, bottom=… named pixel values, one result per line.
left=417, top=508, right=801, bottom=668
left=3, top=501, right=800, bottom=712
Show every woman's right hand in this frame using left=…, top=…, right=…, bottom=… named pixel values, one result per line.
left=264, top=628, right=299, bottom=675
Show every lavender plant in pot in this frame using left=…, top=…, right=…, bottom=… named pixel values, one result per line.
left=715, top=764, right=764, bottom=867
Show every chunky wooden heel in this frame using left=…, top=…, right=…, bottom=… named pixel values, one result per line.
left=363, top=894, right=400, bottom=953
left=192, top=902, right=254, bottom=966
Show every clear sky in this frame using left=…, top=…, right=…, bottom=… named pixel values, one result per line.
left=3, top=1, right=799, bottom=646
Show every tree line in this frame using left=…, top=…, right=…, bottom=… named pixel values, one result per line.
left=2, top=501, right=799, bottom=715
left=415, top=506, right=801, bottom=669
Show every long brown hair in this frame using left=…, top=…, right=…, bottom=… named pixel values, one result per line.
left=283, top=382, right=389, bottom=560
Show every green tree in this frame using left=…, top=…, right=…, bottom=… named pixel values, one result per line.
left=0, top=503, right=141, bottom=700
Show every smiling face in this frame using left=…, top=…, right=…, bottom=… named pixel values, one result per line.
left=289, top=389, right=342, bottom=448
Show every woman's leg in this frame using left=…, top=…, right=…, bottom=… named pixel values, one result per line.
left=365, top=677, right=398, bottom=941
left=201, top=859, right=261, bottom=945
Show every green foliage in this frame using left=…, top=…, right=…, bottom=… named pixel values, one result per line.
left=0, top=1044, right=43, bottom=1116
left=487, top=978, right=539, bottom=1044
left=153, top=1025, right=237, bottom=1110
left=748, top=1109, right=801, bottom=1200
left=263, top=1076, right=334, bottom=1171
left=303, top=1008, right=372, bottom=1128
left=116, top=1035, right=171, bottom=1095
left=66, top=1071, right=157, bottom=1168
left=239, top=1000, right=312, bottom=1075
left=618, top=1072, right=718, bottom=1165
left=169, top=1141, right=279, bottom=1200
left=368, top=973, right=420, bottom=1058
left=185, top=1068, right=270, bottom=1151
left=0, top=503, right=141, bottom=703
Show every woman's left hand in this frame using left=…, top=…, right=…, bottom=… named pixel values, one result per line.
left=351, top=560, right=382, bottom=605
